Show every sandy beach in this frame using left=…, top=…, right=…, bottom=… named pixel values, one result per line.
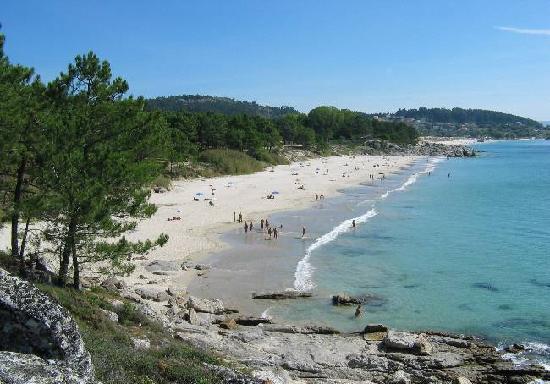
left=119, top=155, right=418, bottom=297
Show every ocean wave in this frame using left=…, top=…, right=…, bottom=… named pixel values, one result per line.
left=293, top=157, right=445, bottom=292
left=293, top=208, right=377, bottom=291
left=499, top=342, right=550, bottom=372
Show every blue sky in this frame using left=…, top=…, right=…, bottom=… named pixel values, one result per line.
left=2, top=1, right=550, bottom=120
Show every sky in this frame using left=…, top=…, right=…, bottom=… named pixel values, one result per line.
left=2, top=0, right=550, bottom=120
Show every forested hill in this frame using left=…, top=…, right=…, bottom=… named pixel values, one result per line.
left=389, top=107, right=547, bottom=138
left=146, top=95, right=299, bottom=118
left=394, top=107, right=541, bottom=127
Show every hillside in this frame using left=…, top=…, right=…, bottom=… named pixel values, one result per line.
left=146, top=95, right=299, bottom=118
left=385, top=107, right=548, bottom=138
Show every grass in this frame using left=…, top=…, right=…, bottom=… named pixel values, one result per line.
left=37, top=284, right=225, bottom=384
left=198, top=149, right=266, bottom=175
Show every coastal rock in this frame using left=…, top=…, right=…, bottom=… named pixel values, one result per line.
left=219, top=319, right=238, bottom=330
left=135, top=287, right=170, bottom=302
left=252, top=290, right=312, bottom=300
left=0, top=268, right=95, bottom=384
left=187, top=296, right=225, bottom=314
left=332, top=293, right=360, bottom=305
left=187, top=308, right=199, bottom=326
left=453, top=377, right=472, bottom=384
left=100, top=276, right=126, bottom=291
left=383, top=331, right=432, bottom=355
left=145, top=259, right=181, bottom=272
left=332, top=293, right=386, bottom=306
left=167, top=285, right=187, bottom=297
left=364, top=324, right=389, bottom=333
left=235, top=316, right=273, bottom=326
left=390, top=370, right=411, bottom=384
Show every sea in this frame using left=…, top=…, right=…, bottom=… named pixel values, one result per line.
left=190, top=139, right=550, bottom=370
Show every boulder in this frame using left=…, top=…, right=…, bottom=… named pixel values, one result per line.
left=100, top=309, right=119, bottom=323
left=383, top=331, right=432, bottom=355
left=219, top=319, right=238, bottom=330
left=145, top=260, right=181, bottom=272
left=235, top=316, right=273, bottom=326
left=100, top=277, right=126, bottom=291
left=0, top=268, right=95, bottom=384
left=186, top=308, right=199, bottom=326
left=364, top=324, right=388, bottom=333
left=187, top=296, right=224, bottom=314
left=453, top=377, right=473, bottom=384
left=167, top=285, right=187, bottom=297
left=135, top=287, right=170, bottom=302
left=332, top=293, right=359, bottom=305
left=252, top=290, right=312, bottom=300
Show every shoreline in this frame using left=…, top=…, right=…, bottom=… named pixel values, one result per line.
left=120, top=154, right=419, bottom=305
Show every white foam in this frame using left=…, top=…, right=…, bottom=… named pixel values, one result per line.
left=293, top=208, right=377, bottom=291
left=293, top=157, right=445, bottom=292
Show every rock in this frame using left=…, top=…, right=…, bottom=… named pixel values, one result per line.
left=364, top=324, right=388, bottom=333
left=167, top=285, right=187, bottom=297
left=167, top=295, right=188, bottom=309
left=0, top=268, right=95, bottom=384
left=100, top=309, right=119, bottom=323
left=453, top=377, right=472, bottom=384
left=186, top=308, right=199, bottom=326
left=120, top=290, right=141, bottom=303
left=383, top=331, right=432, bottom=355
left=145, top=260, right=181, bottom=272
left=100, top=276, right=126, bottom=291
left=390, top=370, right=411, bottom=384
left=332, top=293, right=359, bottom=305
left=135, top=287, right=170, bottom=302
left=131, top=337, right=150, bottom=350
left=235, top=316, right=273, bottom=326
left=504, top=343, right=525, bottom=354
left=187, top=296, right=224, bottom=314
left=252, top=290, right=312, bottom=300
left=219, top=319, right=238, bottom=330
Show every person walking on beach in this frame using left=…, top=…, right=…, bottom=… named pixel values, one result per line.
left=233, top=211, right=236, bottom=222
left=352, top=219, right=356, bottom=228
left=274, top=227, right=279, bottom=239
left=244, top=222, right=248, bottom=233
left=302, top=227, right=306, bottom=238
left=265, top=219, right=269, bottom=228
left=261, top=219, right=264, bottom=229
left=249, top=221, right=253, bottom=230
left=238, top=212, right=243, bottom=223
left=267, top=227, right=273, bottom=238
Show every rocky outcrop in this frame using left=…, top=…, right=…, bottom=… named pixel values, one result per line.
left=252, top=290, right=312, bottom=300
left=363, top=139, right=476, bottom=157
left=0, top=268, right=95, bottom=384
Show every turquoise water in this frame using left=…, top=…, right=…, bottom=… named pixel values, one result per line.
left=273, top=140, right=550, bottom=368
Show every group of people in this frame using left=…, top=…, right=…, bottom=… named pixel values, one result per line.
left=315, top=194, right=325, bottom=200
left=236, top=213, right=283, bottom=239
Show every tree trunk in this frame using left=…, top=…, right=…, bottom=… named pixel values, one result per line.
left=11, top=157, right=26, bottom=274
left=57, top=217, right=77, bottom=287
left=18, top=216, right=31, bottom=266
left=72, top=241, right=80, bottom=290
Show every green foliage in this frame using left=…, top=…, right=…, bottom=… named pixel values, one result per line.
left=38, top=285, right=223, bottom=383
left=146, top=94, right=298, bottom=118
left=199, top=149, right=266, bottom=175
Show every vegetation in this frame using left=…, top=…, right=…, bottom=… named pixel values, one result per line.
left=146, top=94, right=299, bottom=118
left=0, top=34, right=169, bottom=288
left=38, top=284, right=225, bottom=383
